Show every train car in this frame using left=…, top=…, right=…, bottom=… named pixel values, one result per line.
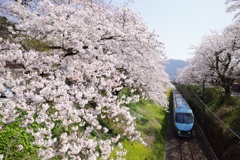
left=173, top=89, right=194, bottom=137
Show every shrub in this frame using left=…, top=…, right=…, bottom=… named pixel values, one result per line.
left=0, top=121, right=38, bottom=160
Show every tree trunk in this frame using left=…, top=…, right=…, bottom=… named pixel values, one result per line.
left=221, top=78, right=235, bottom=98
left=224, top=85, right=231, bottom=97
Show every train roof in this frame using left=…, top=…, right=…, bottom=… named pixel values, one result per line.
left=174, top=94, right=188, bottom=105
left=173, top=89, right=193, bottom=114
left=175, top=105, right=193, bottom=113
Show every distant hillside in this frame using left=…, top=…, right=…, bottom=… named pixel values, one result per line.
left=165, top=59, right=188, bottom=81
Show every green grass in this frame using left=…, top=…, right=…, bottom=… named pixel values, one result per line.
left=110, top=98, right=169, bottom=160
left=122, top=140, right=155, bottom=160
left=0, top=121, right=38, bottom=160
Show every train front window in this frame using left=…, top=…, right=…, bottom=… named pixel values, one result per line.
left=175, top=113, right=193, bottom=124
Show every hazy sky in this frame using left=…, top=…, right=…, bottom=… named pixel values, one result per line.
left=113, top=0, right=235, bottom=60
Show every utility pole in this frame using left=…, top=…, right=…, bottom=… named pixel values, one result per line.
left=202, top=77, right=205, bottom=102
left=202, top=76, right=206, bottom=125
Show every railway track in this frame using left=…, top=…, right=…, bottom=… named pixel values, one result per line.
left=165, top=89, right=219, bottom=160
left=177, top=118, right=218, bottom=160
left=180, top=88, right=218, bottom=160
left=179, top=137, right=195, bottom=160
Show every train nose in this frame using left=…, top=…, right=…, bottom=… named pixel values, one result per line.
left=177, top=130, right=191, bottom=137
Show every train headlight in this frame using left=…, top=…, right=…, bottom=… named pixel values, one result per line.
left=188, top=132, right=191, bottom=134
left=178, top=131, right=181, bottom=134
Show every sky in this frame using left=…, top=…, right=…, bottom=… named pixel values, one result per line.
left=112, top=0, right=235, bottom=61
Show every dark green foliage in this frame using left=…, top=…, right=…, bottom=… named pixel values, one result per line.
left=0, top=16, right=52, bottom=52
left=98, top=115, right=125, bottom=137
left=101, top=90, right=107, bottom=97
left=51, top=120, right=66, bottom=140
left=117, top=87, right=132, bottom=98
left=21, top=38, right=52, bottom=52
left=0, top=121, right=38, bottom=160
left=138, top=117, right=148, bottom=125
left=0, top=16, right=14, bottom=40
left=49, top=155, right=63, bottom=160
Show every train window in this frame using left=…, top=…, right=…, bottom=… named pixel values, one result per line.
left=175, top=113, right=194, bottom=124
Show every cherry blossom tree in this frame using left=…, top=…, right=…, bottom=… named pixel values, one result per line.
left=176, top=55, right=213, bottom=85
left=177, top=23, right=240, bottom=96
left=0, top=0, right=170, bottom=159
left=226, top=0, right=240, bottom=20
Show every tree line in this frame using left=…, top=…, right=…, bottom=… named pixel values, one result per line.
left=177, top=0, right=240, bottom=97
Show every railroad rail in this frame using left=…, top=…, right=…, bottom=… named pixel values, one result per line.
left=179, top=138, right=195, bottom=160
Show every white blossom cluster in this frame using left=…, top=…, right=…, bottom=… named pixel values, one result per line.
left=0, top=0, right=170, bottom=159
left=176, top=22, right=240, bottom=91
left=0, top=41, right=140, bottom=159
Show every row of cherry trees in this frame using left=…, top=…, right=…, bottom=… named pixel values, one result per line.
left=176, top=0, right=240, bottom=96
left=0, top=0, right=170, bottom=159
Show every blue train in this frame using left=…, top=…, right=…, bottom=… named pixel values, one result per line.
left=173, top=89, right=194, bottom=137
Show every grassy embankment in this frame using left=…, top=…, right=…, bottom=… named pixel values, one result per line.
left=111, top=97, right=169, bottom=160
left=189, top=85, right=240, bottom=134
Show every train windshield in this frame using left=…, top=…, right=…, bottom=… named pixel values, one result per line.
left=175, top=113, right=194, bottom=124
